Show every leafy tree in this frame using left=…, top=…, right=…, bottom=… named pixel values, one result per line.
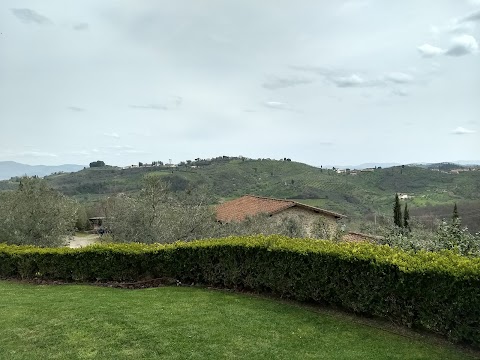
left=162, top=175, right=189, bottom=192
left=0, top=177, right=77, bottom=246
left=89, top=160, right=105, bottom=168
left=393, top=193, right=403, bottom=227
left=436, top=216, right=480, bottom=255
left=75, top=204, right=91, bottom=231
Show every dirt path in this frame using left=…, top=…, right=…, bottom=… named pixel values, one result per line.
left=67, top=234, right=99, bottom=248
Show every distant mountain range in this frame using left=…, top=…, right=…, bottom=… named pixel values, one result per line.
left=0, top=161, right=84, bottom=181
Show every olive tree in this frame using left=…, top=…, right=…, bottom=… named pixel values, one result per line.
left=104, top=174, right=216, bottom=243
left=0, top=177, right=77, bottom=247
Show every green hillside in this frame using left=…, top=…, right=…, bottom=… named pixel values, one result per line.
left=1, top=158, right=479, bottom=230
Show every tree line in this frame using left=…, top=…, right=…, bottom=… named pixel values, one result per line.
left=0, top=177, right=478, bottom=255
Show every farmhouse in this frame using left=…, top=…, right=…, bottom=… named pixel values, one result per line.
left=398, top=193, right=412, bottom=200
left=216, top=195, right=346, bottom=237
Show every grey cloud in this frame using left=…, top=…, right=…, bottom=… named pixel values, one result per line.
left=417, top=36, right=478, bottom=58
left=332, top=74, right=368, bottom=87
left=331, top=73, right=385, bottom=88
left=393, top=89, right=409, bottom=97
left=130, top=104, right=168, bottom=110
left=67, top=106, right=86, bottom=112
left=262, top=76, right=314, bottom=90
left=460, top=9, right=480, bottom=23
left=130, top=96, right=182, bottom=111
left=445, top=35, right=478, bottom=56
left=11, top=8, right=52, bottom=25
left=446, top=45, right=474, bottom=56
left=392, top=89, right=409, bottom=97
left=73, top=23, right=89, bottom=31
left=448, top=21, right=476, bottom=34
left=385, top=72, right=414, bottom=84
left=290, top=65, right=388, bottom=88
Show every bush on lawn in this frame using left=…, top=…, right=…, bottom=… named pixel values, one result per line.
left=0, top=235, right=479, bottom=345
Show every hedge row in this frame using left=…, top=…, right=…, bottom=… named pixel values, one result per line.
left=1, top=235, right=479, bottom=345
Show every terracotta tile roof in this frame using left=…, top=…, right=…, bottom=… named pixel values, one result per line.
left=216, top=195, right=346, bottom=222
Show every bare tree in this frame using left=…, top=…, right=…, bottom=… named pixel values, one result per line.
left=104, top=175, right=216, bottom=243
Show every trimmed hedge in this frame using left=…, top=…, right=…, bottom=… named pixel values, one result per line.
left=1, top=235, right=480, bottom=345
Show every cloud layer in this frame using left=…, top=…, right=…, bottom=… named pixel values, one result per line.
left=10, top=8, right=52, bottom=25
left=1, top=1, right=478, bottom=166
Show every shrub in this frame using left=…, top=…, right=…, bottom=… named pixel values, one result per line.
left=0, top=236, right=479, bottom=345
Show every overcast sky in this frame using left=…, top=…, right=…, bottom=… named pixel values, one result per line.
left=0, top=0, right=479, bottom=167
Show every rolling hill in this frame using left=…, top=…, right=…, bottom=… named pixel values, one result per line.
left=1, top=157, right=479, bottom=231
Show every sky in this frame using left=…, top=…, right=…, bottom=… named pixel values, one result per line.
left=0, top=0, right=479, bottom=167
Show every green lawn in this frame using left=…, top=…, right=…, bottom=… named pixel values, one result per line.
left=0, top=281, right=474, bottom=360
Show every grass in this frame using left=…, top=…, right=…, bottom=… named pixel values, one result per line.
left=0, top=281, right=474, bottom=360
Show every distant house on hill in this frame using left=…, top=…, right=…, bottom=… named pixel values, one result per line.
left=216, top=195, right=346, bottom=237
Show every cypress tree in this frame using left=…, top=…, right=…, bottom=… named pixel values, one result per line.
left=452, top=203, right=459, bottom=221
left=403, top=203, right=410, bottom=231
left=393, top=193, right=403, bottom=227
left=452, top=203, right=461, bottom=231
